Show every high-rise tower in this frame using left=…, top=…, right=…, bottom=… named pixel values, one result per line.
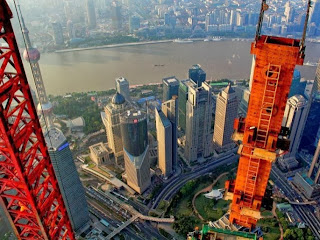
left=86, top=0, right=97, bottom=29
left=116, top=77, right=131, bottom=101
left=189, top=64, right=206, bottom=87
left=162, top=97, right=178, bottom=169
left=19, top=5, right=54, bottom=127
left=45, top=128, right=89, bottom=232
left=162, top=76, right=179, bottom=101
left=185, top=82, right=213, bottom=163
left=213, top=84, right=238, bottom=151
left=155, top=108, right=173, bottom=178
left=102, top=92, right=131, bottom=165
left=281, top=95, right=308, bottom=158
left=120, top=111, right=151, bottom=194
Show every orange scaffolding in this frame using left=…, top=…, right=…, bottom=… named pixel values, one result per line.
left=226, top=0, right=311, bottom=229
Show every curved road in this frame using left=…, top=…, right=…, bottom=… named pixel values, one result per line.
left=271, top=167, right=320, bottom=239
left=152, top=154, right=238, bottom=209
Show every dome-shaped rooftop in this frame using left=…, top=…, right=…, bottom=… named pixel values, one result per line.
left=23, top=47, right=40, bottom=63
left=112, top=92, right=125, bottom=105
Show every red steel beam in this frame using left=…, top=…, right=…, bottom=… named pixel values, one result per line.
left=0, top=1, right=75, bottom=239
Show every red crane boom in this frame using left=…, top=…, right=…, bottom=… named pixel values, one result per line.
left=0, top=1, right=75, bottom=239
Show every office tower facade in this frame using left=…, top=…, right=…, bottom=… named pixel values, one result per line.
left=129, top=16, right=140, bottom=33
left=51, top=22, right=64, bottom=45
left=309, top=139, right=320, bottom=184
left=310, top=0, right=320, bottom=27
left=189, top=64, right=206, bottom=87
left=162, top=76, right=179, bottom=101
left=116, top=77, right=131, bottom=101
left=121, top=111, right=151, bottom=194
left=103, top=92, right=130, bottom=165
left=315, top=59, right=320, bottom=94
left=178, top=79, right=197, bottom=132
left=86, top=0, right=97, bottom=29
left=155, top=108, right=173, bottom=177
left=281, top=95, right=308, bottom=158
left=45, top=128, right=89, bottom=232
left=289, top=69, right=306, bottom=97
left=162, top=97, right=178, bottom=169
left=300, top=95, right=320, bottom=154
left=213, top=84, right=238, bottom=150
left=111, top=1, right=122, bottom=30
left=284, top=2, right=295, bottom=23
left=67, top=20, right=76, bottom=39
left=185, top=82, right=213, bottom=162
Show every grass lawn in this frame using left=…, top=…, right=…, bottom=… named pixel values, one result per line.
left=195, top=195, right=231, bottom=221
left=176, top=197, right=193, bottom=216
left=261, top=210, right=273, bottom=218
left=212, top=175, right=228, bottom=189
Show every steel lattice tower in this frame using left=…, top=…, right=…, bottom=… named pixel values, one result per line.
left=0, top=1, right=75, bottom=239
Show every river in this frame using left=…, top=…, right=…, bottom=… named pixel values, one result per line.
left=23, top=40, right=320, bottom=95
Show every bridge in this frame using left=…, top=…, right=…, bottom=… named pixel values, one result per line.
left=92, top=188, right=174, bottom=239
left=289, top=200, right=317, bottom=206
left=106, top=215, right=139, bottom=239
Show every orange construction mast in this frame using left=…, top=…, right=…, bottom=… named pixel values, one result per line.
left=226, top=0, right=311, bottom=229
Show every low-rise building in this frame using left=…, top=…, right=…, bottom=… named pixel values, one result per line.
left=89, top=142, right=110, bottom=165
left=293, top=172, right=320, bottom=200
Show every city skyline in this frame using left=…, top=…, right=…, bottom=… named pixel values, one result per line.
left=2, top=0, right=320, bottom=239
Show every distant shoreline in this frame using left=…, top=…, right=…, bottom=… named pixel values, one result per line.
left=54, top=38, right=226, bottom=53
left=54, top=37, right=320, bottom=53
left=55, top=40, right=174, bottom=53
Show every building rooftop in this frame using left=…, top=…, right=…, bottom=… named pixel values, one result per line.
left=112, top=92, right=126, bottom=105
left=223, top=83, right=235, bottom=94
left=116, top=77, right=128, bottom=83
left=163, top=76, right=179, bottom=85
left=156, top=108, right=171, bottom=128
left=45, top=127, right=67, bottom=150
left=90, top=142, right=108, bottom=156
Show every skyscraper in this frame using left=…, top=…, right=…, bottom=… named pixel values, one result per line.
left=178, top=79, right=197, bottom=133
left=111, top=1, right=122, bottom=30
left=45, top=128, right=89, bottom=232
left=284, top=1, right=295, bottom=23
left=185, top=82, right=213, bottom=163
left=129, top=16, right=140, bottom=33
left=162, top=76, right=179, bottom=101
left=289, top=69, right=306, bottom=97
left=189, top=64, right=206, bottom=87
left=310, top=0, right=320, bottom=27
left=281, top=95, right=308, bottom=158
left=86, top=0, right=97, bottom=29
left=314, top=59, right=320, bottom=94
left=102, top=92, right=131, bottom=165
left=309, top=139, right=320, bottom=184
left=155, top=108, right=173, bottom=178
left=51, top=21, right=64, bottom=45
left=116, top=77, right=131, bottom=101
left=121, top=111, right=151, bottom=194
left=162, top=97, right=178, bottom=169
left=213, top=84, right=238, bottom=151
left=300, top=95, right=320, bottom=154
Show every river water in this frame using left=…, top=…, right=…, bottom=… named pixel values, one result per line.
left=24, top=40, right=320, bottom=95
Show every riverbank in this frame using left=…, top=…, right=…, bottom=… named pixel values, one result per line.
left=55, top=40, right=174, bottom=53
left=54, top=38, right=227, bottom=53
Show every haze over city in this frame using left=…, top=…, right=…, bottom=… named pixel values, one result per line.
left=0, top=0, right=320, bottom=240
